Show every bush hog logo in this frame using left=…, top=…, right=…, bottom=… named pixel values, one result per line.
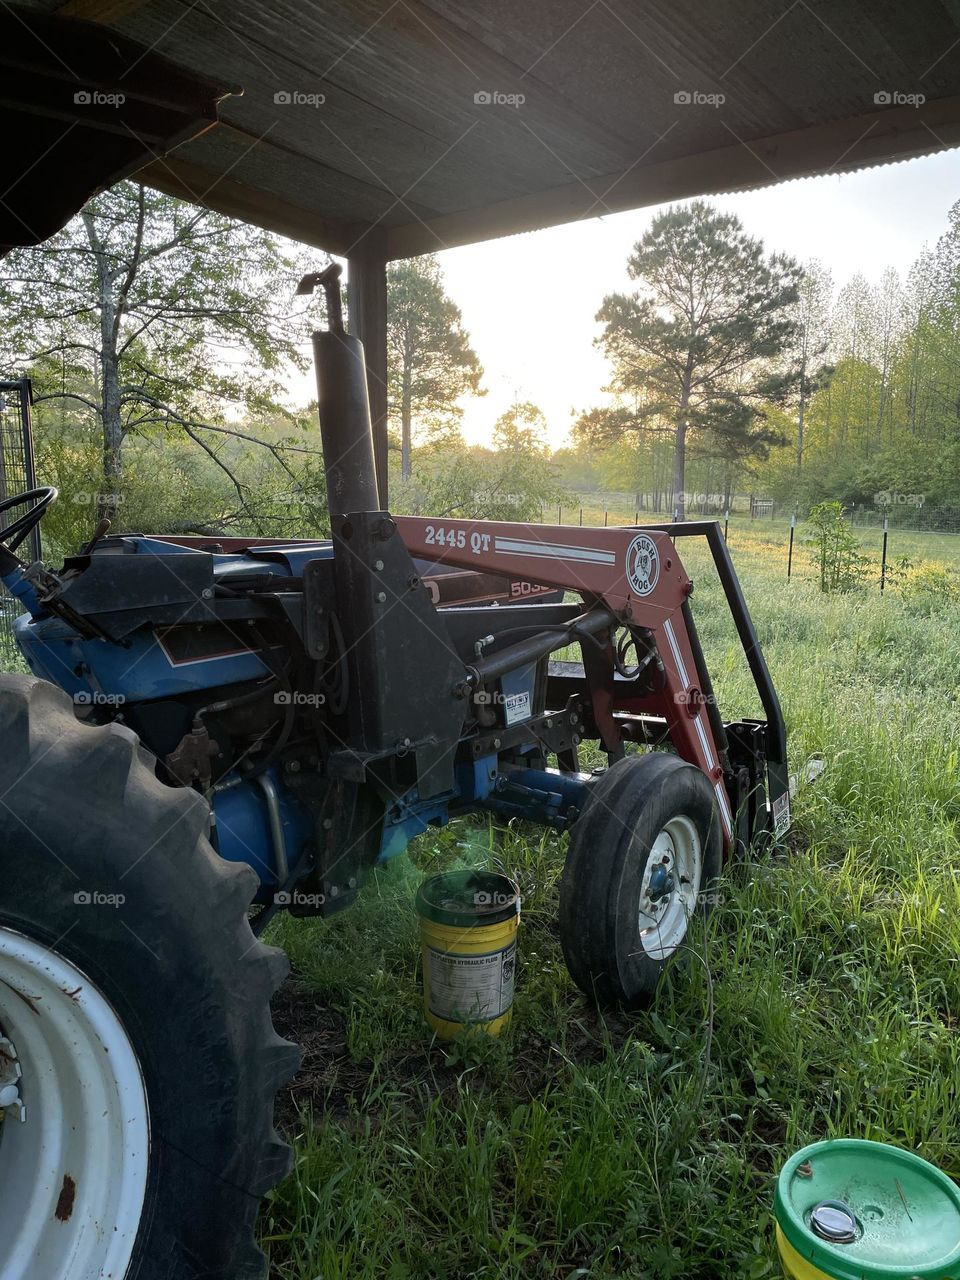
left=626, top=534, right=660, bottom=596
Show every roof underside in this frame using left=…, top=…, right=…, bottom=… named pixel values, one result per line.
left=12, top=0, right=960, bottom=259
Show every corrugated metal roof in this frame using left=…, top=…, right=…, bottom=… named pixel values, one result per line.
left=16, top=0, right=960, bottom=256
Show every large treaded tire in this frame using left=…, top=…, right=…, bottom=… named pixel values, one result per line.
left=559, top=752, right=722, bottom=1010
left=0, top=675, right=300, bottom=1279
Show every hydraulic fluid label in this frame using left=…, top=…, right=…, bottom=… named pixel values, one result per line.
left=426, top=941, right=516, bottom=1022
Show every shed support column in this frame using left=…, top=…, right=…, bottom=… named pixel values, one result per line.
left=348, top=248, right=389, bottom=507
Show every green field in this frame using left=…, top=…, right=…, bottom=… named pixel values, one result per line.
left=567, top=493, right=960, bottom=575
left=260, top=528, right=960, bottom=1279
left=1, top=525, right=957, bottom=1277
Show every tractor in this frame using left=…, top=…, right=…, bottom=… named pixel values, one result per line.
left=0, top=263, right=789, bottom=1279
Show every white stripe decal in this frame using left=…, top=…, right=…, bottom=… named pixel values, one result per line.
left=493, top=537, right=616, bottom=564
left=693, top=712, right=716, bottom=771
left=714, top=782, right=732, bottom=836
left=662, top=618, right=690, bottom=687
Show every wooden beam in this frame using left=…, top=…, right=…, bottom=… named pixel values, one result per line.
left=348, top=240, right=389, bottom=506
left=136, top=156, right=369, bottom=257
left=386, top=94, right=960, bottom=259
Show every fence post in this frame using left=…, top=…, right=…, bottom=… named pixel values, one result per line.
left=603, top=510, right=608, bottom=527
left=787, top=513, right=796, bottom=579
left=579, top=506, right=583, bottom=526
left=880, top=516, right=889, bottom=593
left=557, top=502, right=562, bottom=524
left=723, top=509, right=729, bottom=543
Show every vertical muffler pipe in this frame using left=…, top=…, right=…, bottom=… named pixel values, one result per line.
left=297, top=263, right=380, bottom=526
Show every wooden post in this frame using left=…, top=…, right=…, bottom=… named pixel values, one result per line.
left=347, top=244, right=388, bottom=507
left=787, top=513, right=796, bottom=579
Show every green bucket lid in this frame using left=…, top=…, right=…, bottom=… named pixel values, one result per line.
left=775, top=1139, right=960, bottom=1280
left=415, top=870, right=520, bottom=928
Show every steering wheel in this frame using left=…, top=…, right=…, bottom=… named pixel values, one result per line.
left=0, top=486, right=58, bottom=552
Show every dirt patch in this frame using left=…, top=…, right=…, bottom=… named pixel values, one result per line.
left=270, top=981, right=372, bottom=1131
left=271, top=971, right=643, bottom=1135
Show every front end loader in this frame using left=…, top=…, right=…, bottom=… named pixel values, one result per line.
left=0, top=263, right=788, bottom=1279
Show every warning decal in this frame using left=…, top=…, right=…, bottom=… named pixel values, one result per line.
left=772, top=791, right=791, bottom=837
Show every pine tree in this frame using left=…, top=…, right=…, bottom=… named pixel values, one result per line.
left=592, top=201, right=802, bottom=518
left=386, top=256, right=483, bottom=478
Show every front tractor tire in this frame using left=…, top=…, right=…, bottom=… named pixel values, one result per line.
left=0, top=676, right=299, bottom=1280
left=559, top=753, right=723, bottom=1009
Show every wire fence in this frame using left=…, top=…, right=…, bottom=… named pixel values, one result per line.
left=545, top=491, right=960, bottom=536
left=2, top=488, right=957, bottom=672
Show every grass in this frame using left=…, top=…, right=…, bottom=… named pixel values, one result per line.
left=1, top=520, right=957, bottom=1277
left=261, top=530, right=960, bottom=1279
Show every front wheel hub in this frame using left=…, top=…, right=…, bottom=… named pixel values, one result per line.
left=647, top=864, right=676, bottom=902
left=638, top=815, right=703, bottom=960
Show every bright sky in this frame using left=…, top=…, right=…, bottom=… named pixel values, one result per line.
left=293, top=148, right=960, bottom=450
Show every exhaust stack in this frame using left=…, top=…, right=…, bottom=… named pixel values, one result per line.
left=298, top=263, right=380, bottom=527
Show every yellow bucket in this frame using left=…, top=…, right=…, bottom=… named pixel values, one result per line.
left=415, top=870, right=519, bottom=1040
left=776, top=1224, right=832, bottom=1280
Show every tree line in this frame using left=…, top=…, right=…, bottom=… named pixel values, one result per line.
left=2, top=181, right=958, bottom=557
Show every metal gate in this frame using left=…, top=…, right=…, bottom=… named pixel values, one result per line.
left=0, top=378, right=38, bottom=668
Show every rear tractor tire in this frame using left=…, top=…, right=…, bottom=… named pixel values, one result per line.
left=0, top=675, right=300, bottom=1280
left=559, top=752, right=722, bottom=1009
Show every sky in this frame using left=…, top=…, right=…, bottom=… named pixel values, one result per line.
left=293, top=147, right=960, bottom=450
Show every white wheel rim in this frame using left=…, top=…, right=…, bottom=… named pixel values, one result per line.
left=0, top=927, right=149, bottom=1280
left=637, top=816, right=702, bottom=959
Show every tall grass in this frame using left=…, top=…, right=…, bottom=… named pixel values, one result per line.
left=262, top=539, right=960, bottom=1279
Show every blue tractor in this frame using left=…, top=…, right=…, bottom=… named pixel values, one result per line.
left=0, top=265, right=787, bottom=1279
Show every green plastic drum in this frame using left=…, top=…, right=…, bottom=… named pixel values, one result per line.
left=775, top=1139, right=960, bottom=1280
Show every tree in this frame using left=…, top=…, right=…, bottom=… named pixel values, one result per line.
left=592, top=201, right=802, bottom=518
left=493, top=400, right=548, bottom=453
left=386, top=255, right=484, bottom=478
left=0, top=181, right=319, bottom=529
left=802, top=501, right=869, bottom=593
left=784, top=260, right=833, bottom=470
